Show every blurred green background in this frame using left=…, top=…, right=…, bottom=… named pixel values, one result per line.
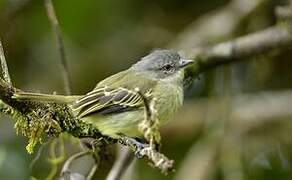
left=1, top=0, right=292, bottom=179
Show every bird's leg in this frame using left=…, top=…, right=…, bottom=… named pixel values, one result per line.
left=118, top=135, right=149, bottom=158
left=135, top=137, right=161, bottom=151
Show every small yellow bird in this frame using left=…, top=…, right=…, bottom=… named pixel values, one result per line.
left=14, top=49, right=193, bottom=140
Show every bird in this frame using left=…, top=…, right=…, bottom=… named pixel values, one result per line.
left=13, top=49, right=194, bottom=141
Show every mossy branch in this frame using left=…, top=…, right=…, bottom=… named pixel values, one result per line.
left=0, top=78, right=110, bottom=153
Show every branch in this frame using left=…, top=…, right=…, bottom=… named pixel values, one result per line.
left=86, top=161, right=99, bottom=180
left=169, top=0, right=271, bottom=49
left=183, top=24, right=292, bottom=76
left=60, top=151, right=91, bottom=178
left=106, top=148, right=134, bottom=180
left=0, top=40, right=12, bottom=86
left=46, top=137, right=66, bottom=179
left=118, top=135, right=174, bottom=174
left=60, top=140, right=107, bottom=180
left=174, top=138, right=219, bottom=180
left=44, top=0, right=71, bottom=95
left=0, top=77, right=114, bottom=154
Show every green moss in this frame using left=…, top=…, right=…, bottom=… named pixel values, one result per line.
left=13, top=103, right=62, bottom=154
left=1, top=98, right=113, bottom=154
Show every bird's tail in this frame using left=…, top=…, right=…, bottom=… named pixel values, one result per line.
left=13, top=92, right=80, bottom=104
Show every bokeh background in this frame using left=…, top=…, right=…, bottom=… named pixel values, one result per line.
left=0, top=0, right=292, bottom=179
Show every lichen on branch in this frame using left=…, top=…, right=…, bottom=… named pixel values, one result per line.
left=0, top=78, right=111, bottom=153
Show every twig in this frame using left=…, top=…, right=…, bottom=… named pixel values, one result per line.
left=60, top=150, right=101, bottom=180
left=60, top=151, right=91, bottom=178
left=44, top=0, right=71, bottom=95
left=118, top=136, right=174, bottom=174
left=46, top=136, right=66, bottom=180
left=140, top=146, right=174, bottom=174
left=29, top=140, right=50, bottom=170
left=0, top=40, right=12, bottom=86
left=174, top=138, right=219, bottom=180
left=106, top=148, right=134, bottom=180
left=86, top=162, right=99, bottom=180
left=61, top=139, right=106, bottom=180
left=85, top=141, right=103, bottom=180
left=29, top=145, right=44, bottom=170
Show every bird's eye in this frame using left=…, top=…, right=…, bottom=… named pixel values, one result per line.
left=162, top=64, right=174, bottom=72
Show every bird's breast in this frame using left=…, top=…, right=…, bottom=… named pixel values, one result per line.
left=153, top=82, right=183, bottom=125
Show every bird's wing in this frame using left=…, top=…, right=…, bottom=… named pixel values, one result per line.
left=72, top=86, right=152, bottom=118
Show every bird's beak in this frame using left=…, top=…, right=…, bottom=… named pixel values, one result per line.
left=179, top=59, right=194, bottom=68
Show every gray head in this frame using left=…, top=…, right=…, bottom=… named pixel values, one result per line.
left=131, top=49, right=193, bottom=80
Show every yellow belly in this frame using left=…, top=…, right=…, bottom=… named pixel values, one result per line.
left=153, top=83, right=183, bottom=125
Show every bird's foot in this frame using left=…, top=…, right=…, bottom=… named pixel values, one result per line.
left=118, top=135, right=149, bottom=158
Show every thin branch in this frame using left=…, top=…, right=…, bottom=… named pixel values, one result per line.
left=86, top=162, right=99, bottom=180
left=118, top=136, right=174, bottom=174
left=106, top=148, right=134, bottom=180
left=44, top=0, right=71, bottom=95
left=29, top=140, right=50, bottom=170
left=0, top=40, right=12, bottom=86
left=183, top=24, right=292, bottom=74
left=46, top=136, right=66, bottom=180
left=169, top=0, right=270, bottom=49
left=60, top=147, right=102, bottom=180
left=60, top=151, right=91, bottom=178
left=174, top=138, right=219, bottom=180
left=85, top=141, right=104, bottom=180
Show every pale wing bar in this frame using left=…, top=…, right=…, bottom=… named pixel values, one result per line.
left=72, top=87, right=148, bottom=118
